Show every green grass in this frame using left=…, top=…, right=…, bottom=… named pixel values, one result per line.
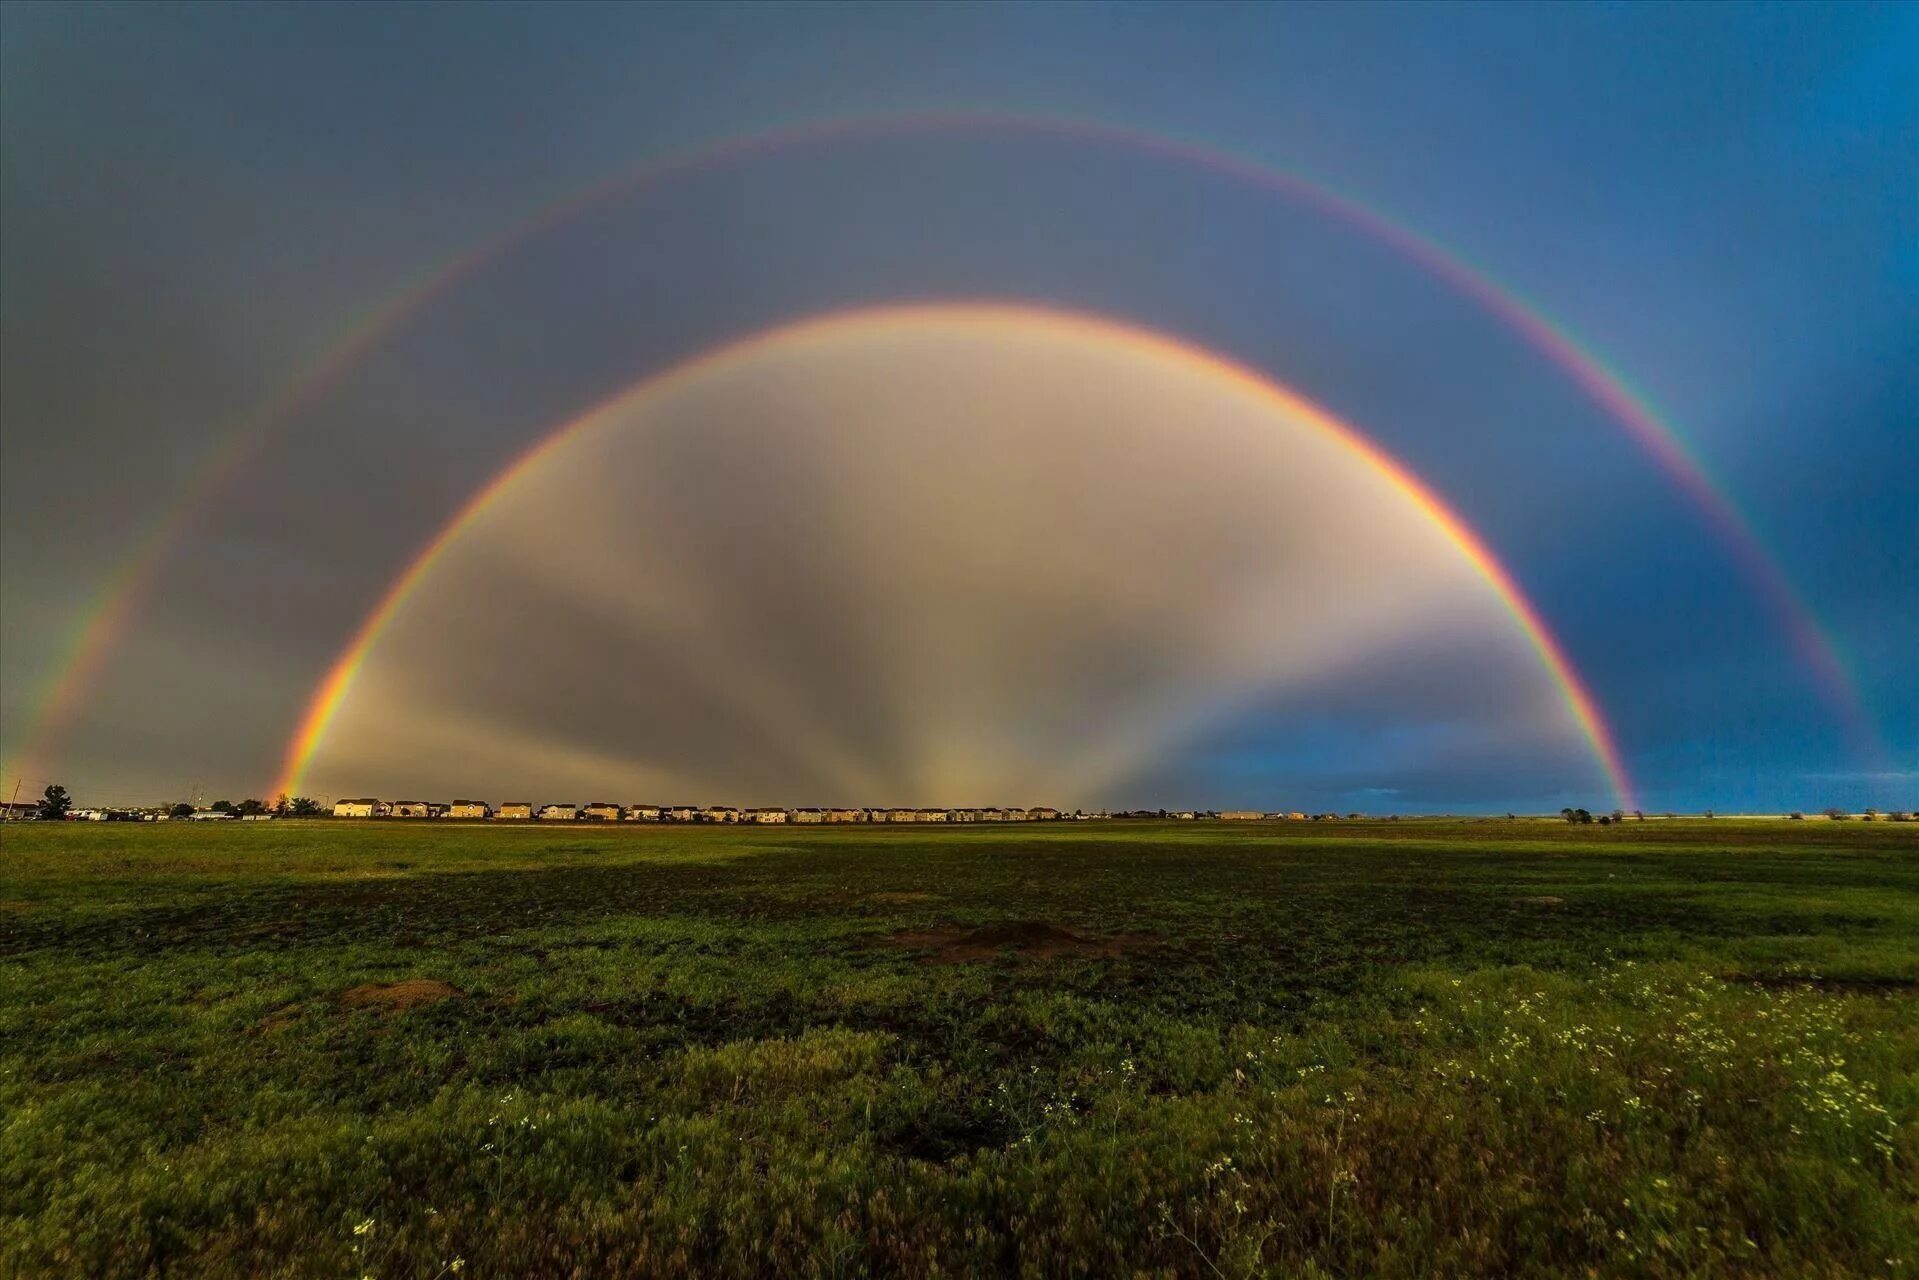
left=2, top=818, right=1915, bottom=1278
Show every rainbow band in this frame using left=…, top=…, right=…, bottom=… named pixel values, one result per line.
left=272, top=303, right=1637, bottom=810
left=7, top=109, right=1869, bottom=791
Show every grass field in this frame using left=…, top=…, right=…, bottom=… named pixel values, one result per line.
left=3, top=818, right=1915, bottom=1278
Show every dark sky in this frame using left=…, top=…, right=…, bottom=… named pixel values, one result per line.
left=1, top=2, right=1913, bottom=812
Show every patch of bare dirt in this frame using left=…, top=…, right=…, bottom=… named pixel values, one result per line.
left=873, top=921, right=1158, bottom=964
left=0, top=900, right=33, bottom=913
left=339, top=979, right=463, bottom=1013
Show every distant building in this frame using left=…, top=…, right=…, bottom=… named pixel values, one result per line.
left=446, top=801, right=491, bottom=820
left=1027, top=807, right=1061, bottom=821
left=0, top=801, right=39, bottom=820
left=664, top=805, right=698, bottom=823
left=792, top=808, right=824, bottom=823
left=700, top=806, right=739, bottom=824
left=70, top=808, right=109, bottom=821
left=625, top=805, right=663, bottom=822
left=824, top=808, right=863, bottom=823
left=745, top=807, right=789, bottom=824
left=1219, top=811, right=1262, bottom=821
left=948, top=808, right=980, bottom=823
left=334, top=799, right=381, bottom=819
left=582, top=802, right=623, bottom=822
left=189, top=809, right=236, bottom=820
left=497, top=802, right=534, bottom=820
left=918, top=808, right=949, bottom=823
left=1287, top=811, right=1306, bottom=821
left=389, top=801, right=431, bottom=820
left=537, top=804, right=577, bottom=821
left=883, top=807, right=918, bottom=823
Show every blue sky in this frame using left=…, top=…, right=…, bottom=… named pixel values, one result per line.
left=1, top=2, right=1913, bottom=810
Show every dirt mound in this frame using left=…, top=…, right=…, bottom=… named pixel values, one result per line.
left=875, top=921, right=1157, bottom=964
left=340, top=979, right=462, bottom=1012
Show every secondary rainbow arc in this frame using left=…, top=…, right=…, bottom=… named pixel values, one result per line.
left=272, top=303, right=1637, bottom=811
left=5, top=108, right=1869, bottom=792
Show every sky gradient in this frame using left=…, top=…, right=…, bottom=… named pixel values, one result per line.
left=1, top=2, right=1913, bottom=812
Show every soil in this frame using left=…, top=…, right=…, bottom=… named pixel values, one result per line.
left=339, top=978, right=463, bottom=1012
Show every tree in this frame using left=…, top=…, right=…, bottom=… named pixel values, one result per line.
left=36, top=784, right=72, bottom=821
left=271, top=793, right=291, bottom=816
left=288, top=796, right=323, bottom=816
left=1573, top=808, right=1593, bottom=824
left=1560, top=808, right=1576, bottom=824
left=236, top=798, right=266, bottom=816
left=211, top=800, right=235, bottom=814
left=1611, top=810, right=1625, bottom=824
left=168, top=803, right=194, bottom=820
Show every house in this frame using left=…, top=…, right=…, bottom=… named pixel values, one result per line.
left=624, top=805, right=663, bottom=822
left=918, top=808, right=949, bottom=823
left=190, top=809, right=236, bottom=820
left=947, top=808, right=980, bottom=823
left=1027, top=807, right=1061, bottom=821
left=496, top=802, right=534, bottom=820
left=389, top=801, right=431, bottom=819
left=446, top=801, right=492, bottom=820
left=884, top=807, right=918, bottom=823
left=824, top=808, right=863, bottom=823
left=0, top=801, right=39, bottom=820
left=663, top=805, right=697, bottom=823
left=1220, top=811, right=1262, bottom=821
left=745, top=807, right=788, bottom=824
left=1287, top=811, right=1306, bottom=821
left=333, top=799, right=381, bottom=818
left=537, top=804, right=577, bottom=821
left=70, top=808, right=109, bottom=821
left=582, top=802, right=623, bottom=822
left=1172, top=811, right=1197, bottom=821
left=792, top=808, right=824, bottom=823
left=700, top=806, right=739, bottom=824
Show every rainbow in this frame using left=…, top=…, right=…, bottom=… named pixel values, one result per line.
left=5, top=108, right=1873, bottom=791
left=272, top=303, right=1638, bottom=810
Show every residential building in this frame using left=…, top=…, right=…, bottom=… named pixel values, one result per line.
left=389, top=801, right=431, bottom=819
left=582, top=802, right=623, bottom=822
left=496, top=802, right=534, bottom=820
left=446, top=801, right=491, bottom=820
left=538, top=804, right=577, bottom=821
left=745, top=807, right=789, bottom=824
left=333, top=798, right=381, bottom=819
left=625, top=805, right=663, bottom=822
left=792, top=808, right=824, bottom=823
left=1219, top=811, right=1263, bottom=821
left=664, top=806, right=697, bottom=822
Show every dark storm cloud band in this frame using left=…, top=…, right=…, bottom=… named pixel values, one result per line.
left=5, top=111, right=1872, bottom=791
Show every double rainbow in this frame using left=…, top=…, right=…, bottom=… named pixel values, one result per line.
left=4, top=110, right=1869, bottom=795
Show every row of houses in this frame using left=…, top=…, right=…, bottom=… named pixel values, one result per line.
left=331, top=799, right=1071, bottom=822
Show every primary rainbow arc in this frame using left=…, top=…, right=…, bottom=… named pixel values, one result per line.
left=272, top=302, right=1637, bottom=811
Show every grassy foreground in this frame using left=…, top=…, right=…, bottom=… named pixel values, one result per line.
left=2, top=818, right=1915, bottom=1278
